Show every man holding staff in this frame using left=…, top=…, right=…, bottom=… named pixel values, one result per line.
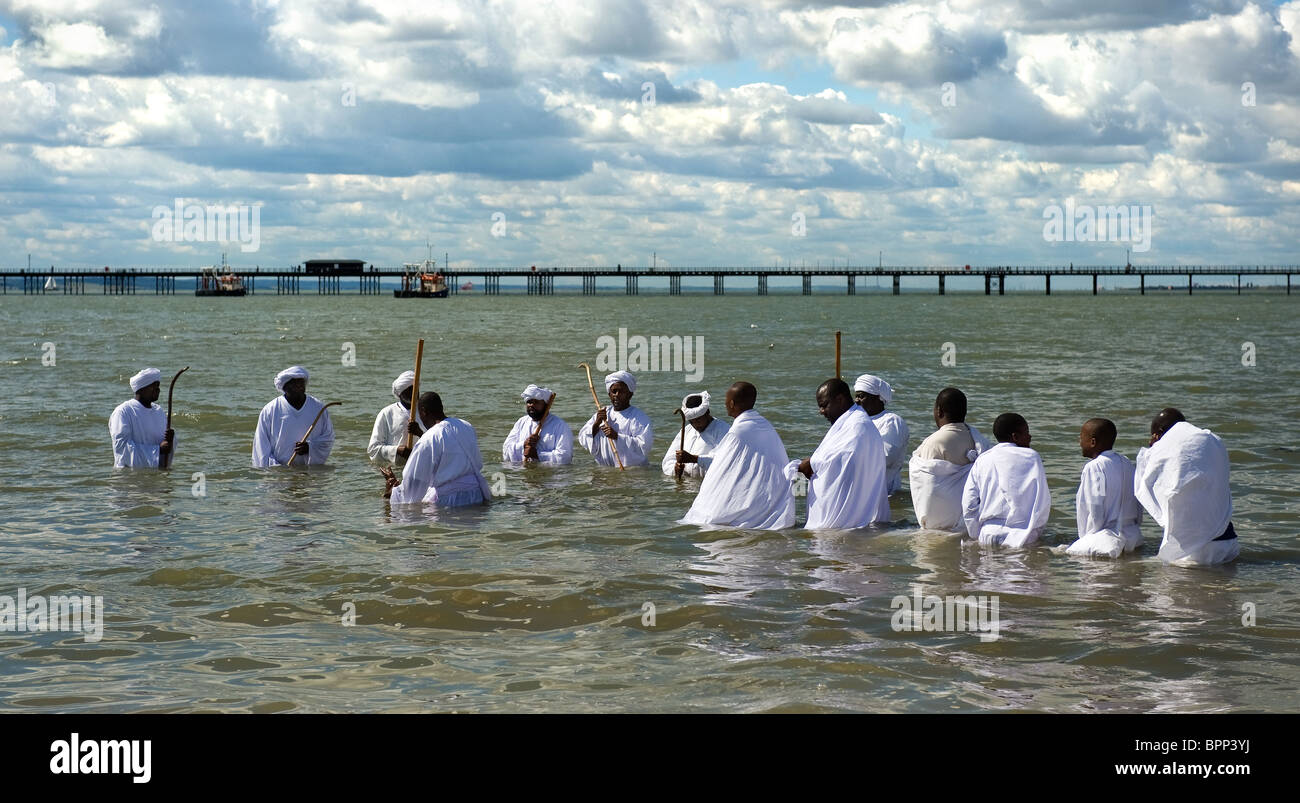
left=787, top=378, right=890, bottom=529
left=503, top=384, right=573, bottom=465
left=252, top=366, right=335, bottom=467
left=368, top=370, right=424, bottom=467
left=109, top=368, right=174, bottom=468
left=578, top=370, right=653, bottom=467
left=383, top=392, right=491, bottom=507
left=662, top=391, right=729, bottom=478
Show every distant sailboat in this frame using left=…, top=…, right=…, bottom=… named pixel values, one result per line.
left=43, top=275, right=57, bottom=291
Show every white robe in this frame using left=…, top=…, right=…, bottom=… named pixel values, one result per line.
left=1067, top=450, right=1143, bottom=558
left=390, top=417, right=492, bottom=507
left=908, top=424, right=990, bottom=531
left=659, top=417, right=730, bottom=477
left=680, top=409, right=795, bottom=530
left=109, top=399, right=168, bottom=468
left=870, top=410, right=909, bottom=495
left=368, top=400, right=427, bottom=466
left=1135, top=421, right=1239, bottom=566
left=502, top=413, right=574, bottom=465
left=786, top=404, right=889, bottom=529
left=578, top=405, right=653, bottom=467
left=961, top=442, right=1051, bottom=547
left=251, top=395, right=335, bottom=467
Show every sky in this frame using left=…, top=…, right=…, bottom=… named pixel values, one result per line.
left=1, top=0, right=1298, bottom=269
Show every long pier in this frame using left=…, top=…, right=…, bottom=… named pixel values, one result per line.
left=1, top=265, right=1294, bottom=296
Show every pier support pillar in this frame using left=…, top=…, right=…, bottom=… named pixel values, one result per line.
left=1140, top=274, right=1145, bottom=295
left=802, top=274, right=812, bottom=295
left=626, top=275, right=638, bottom=295
left=670, top=275, right=681, bottom=295
left=846, top=275, right=854, bottom=295
left=714, top=274, right=725, bottom=295
left=999, top=275, right=1005, bottom=295
left=1092, top=274, right=1098, bottom=295
left=1188, top=274, right=1193, bottom=295
left=758, top=274, right=767, bottom=296
left=939, top=274, right=945, bottom=295
left=892, top=274, right=900, bottom=295
left=984, top=274, right=991, bottom=295
left=1237, top=274, right=1241, bottom=295
left=1045, top=274, right=1051, bottom=295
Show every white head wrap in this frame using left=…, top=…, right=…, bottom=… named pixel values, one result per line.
left=853, top=373, right=893, bottom=403
left=129, top=367, right=161, bottom=392
left=392, top=370, right=416, bottom=401
left=604, top=371, right=636, bottom=393
left=275, top=365, right=309, bottom=393
left=521, top=384, right=554, bottom=402
left=681, top=391, right=710, bottom=421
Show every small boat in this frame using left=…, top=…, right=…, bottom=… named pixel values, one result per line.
left=196, top=260, right=246, bottom=296
left=394, top=258, right=449, bottom=298
left=460, top=281, right=474, bottom=292
left=43, top=275, right=57, bottom=291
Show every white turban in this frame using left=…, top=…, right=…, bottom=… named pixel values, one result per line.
left=853, top=373, right=893, bottom=403
left=129, top=367, right=161, bottom=392
left=681, top=391, right=710, bottom=420
left=604, top=370, right=636, bottom=393
left=274, top=365, right=309, bottom=392
left=392, top=370, right=416, bottom=401
left=521, top=384, right=554, bottom=402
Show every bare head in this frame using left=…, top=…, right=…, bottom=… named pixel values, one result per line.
left=1150, top=407, right=1185, bottom=441
left=934, top=387, right=967, bottom=427
left=816, top=378, right=853, bottom=424
left=993, top=412, right=1031, bottom=447
left=417, top=391, right=445, bottom=427
left=1079, top=417, right=1116, bottom=458
left=725, top=382, right=757, bottom=417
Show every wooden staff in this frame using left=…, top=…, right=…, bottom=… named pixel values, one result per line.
left=525, top=392, right=556, bottom=461
left=403, top=339, right=425, bottom=452
left=673, top=408, right=687, bottom=480
left=579, top=362, right=624, bottom=470
left=287, top=402, right=340, bottom=467
left=835, top=330, right=842, bottom=378
left=160, top=366, right=189, bottom=470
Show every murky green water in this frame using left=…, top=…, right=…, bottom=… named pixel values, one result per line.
left=1, top=292, right=1297, bottom=712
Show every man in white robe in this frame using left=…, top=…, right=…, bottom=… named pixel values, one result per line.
left=109, top=367, right=174, bottom=468
left=368, top=370, right=424, bottom=467
left=503, top=384, right=573, bottom=464
left=1134, top=408, right=1239, bottom=566
left=962, top=413, right=1051, bottom=547
left=680, top=382, right=794, bottom=529
left=662, top=391, right=730, bottom=478
left=786, top=378, right=890, bottom=529
left=252, top=366, right=335, bottom=467
left=909, top=387, right=991, bottom=530
left=1067, top=418, right=1143, bottom=558
left=383, top=392, right=492, bottom=507
left=578, top=370, right=652, bottom=467
left=854, top=373, right=909, bottom=495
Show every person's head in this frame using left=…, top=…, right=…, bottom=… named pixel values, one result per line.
left=682, top=393, right=713, bottom=432
left=417, top=391, right=445, bottom=427
left=1149, top=407, right=1185, bottom=442
left=725, top=381, right=757, bottom=417
left=398, top=387, right=413, bottom=409
left=604, top=371, right=635, bottom=411
left=275, top=366, right=309, bottom=406
left=816, top=378, right=854, bottom=424
left=853, top=374, right=892, bottom=416
left=392, top=370, right=416, bottom=409
left=129, top=367, right=162, bottom=406
left=993, top=412, right=1031, bottom=447
left=934, top=387, right=967, bottom=426
left=1079, top=417, right=1117, bottom=458
left=521, top=384, right=554, bottom=421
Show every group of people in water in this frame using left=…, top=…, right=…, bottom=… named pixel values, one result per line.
left=108, top=364, right=1240, bottom=567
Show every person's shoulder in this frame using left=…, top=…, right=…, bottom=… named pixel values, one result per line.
left=111, top=399, right=135, bottom=415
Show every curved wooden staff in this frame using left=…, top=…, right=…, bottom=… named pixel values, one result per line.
left=525, top=392, right=557, bottom=462
left=287, top=402, right=340, bottom=467
left=403, top=339, right=425, bottom=452
left=673, top=407, right=687, bottom=480
left=160, top=366, right=189, bottom=470
left=835, top=330, right=842, bottom=379
left=579, top=362, right=624, bottom=470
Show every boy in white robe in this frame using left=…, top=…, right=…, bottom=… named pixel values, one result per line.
left=368, top=370, right=424, bottom=467
left=382, top=392, right=492, bottom=507
left=854, top=373, right=909, bottom=495
left=251, top=366, right=335, bottom=467
left=786, top=378, right=890, bottom=529
left=503, top=384, right=573, bottom=465
left=909, top=387, right=991, bottom=530
left=1067, top=418, right=1143, bottom=558
left=681, top=382, right=794, bottom=529
left=663, top=391, right=730, bottom=478
left=961, top=413, right=1051, bottom=547
left=1135, top=408, right=1239, bottom=566
left=109, top=367, right=174, bottom=468
left=578, top=370, right=653, bottom=467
